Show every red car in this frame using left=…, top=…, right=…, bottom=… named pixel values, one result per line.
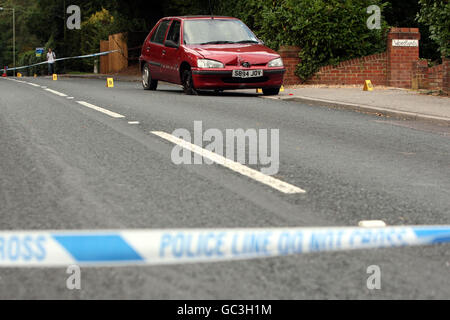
left=140, top=16, right=285, bottom=95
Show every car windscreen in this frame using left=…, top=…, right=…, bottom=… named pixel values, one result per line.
left=183, top=19, right=259, bottom=45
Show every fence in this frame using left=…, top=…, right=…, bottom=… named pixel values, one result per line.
left=100, top=33, right=128, bottom=74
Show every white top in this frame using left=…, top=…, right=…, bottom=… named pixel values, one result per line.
left=47, top=52, right=56, bottom=63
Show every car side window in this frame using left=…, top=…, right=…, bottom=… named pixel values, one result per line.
left=151, top=20, right=171, bottom=44
left=165, top=20, right=181, bottom=45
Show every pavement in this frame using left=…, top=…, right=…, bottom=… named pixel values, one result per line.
left=60, top=73, right=141, bottom=83
left=59, top=73, right=450, bottom=125
left=0, top=76, right=449, bottom=299
left=272, top=86, right=450, bottom=125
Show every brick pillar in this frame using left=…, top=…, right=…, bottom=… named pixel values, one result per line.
left=387, top=28, right=420, bottom=88
left=412, top=59, right=428, bottom=90
left=443, top=57, right=450, bottom=95
left=279, top=46, right=301, bottom=85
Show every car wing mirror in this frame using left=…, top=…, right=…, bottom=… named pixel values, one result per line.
left=165, top=40, right=179, bottom=49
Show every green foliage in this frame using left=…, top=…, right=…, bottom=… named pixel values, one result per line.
left=417, top=0, right=450, bottom=58
left=218, top=0, right=389, bottom=81
left=81, top=8, right=114, bottom=53
left=17, top=49, right=46, bottom=76
left=0, top=0, right=40, bottom=68
left=0, top=11, right=14, bottom=68
left=77, top=8, right=115, bottom=70
left=3, top=0, right=444, bottom=76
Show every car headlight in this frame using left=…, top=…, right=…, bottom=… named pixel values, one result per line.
left=268, top=57, right=284, bottom=67
left=197, top=59, right=224, bottom=68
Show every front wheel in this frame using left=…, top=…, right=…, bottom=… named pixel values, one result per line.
left=182, top=69, right=198, bottom=95
left=262, top=87, right=280, bottom=96
left=142, top=63, right=158, bottom=90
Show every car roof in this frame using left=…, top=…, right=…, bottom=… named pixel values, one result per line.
left=164, top=16, right=238, bottom=20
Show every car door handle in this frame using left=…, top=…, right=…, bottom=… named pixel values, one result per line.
left=162, top=50, right=166, bottom=55
left=145, top=47, right=150, bottom=52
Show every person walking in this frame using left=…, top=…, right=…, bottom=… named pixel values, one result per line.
left=47, top=48, right=56, bottom=75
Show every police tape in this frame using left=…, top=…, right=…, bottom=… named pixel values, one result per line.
left=0, top=225, right=449, bottom=267
left=0, top=50, right=119, bottom=73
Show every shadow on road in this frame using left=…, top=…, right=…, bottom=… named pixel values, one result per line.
left=154, top=88, right=260, bottom=98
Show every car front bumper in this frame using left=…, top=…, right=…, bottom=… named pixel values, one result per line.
left=191, top=68, right=285, bottom=90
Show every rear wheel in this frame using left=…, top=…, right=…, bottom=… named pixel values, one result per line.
left=142, top=63, right=158, bottom=90
left=182, top=69, right=198, bottom=95
left=262, top=87, right=280, bottom=96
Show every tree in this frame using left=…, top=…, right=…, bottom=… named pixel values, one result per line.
left=417, top=0, right=450, bottom=58
left=0, top=0, right=40, bottom=68
left=214, top=0, right=389, bottom=80
left=3, top=0, right=445, bottom=74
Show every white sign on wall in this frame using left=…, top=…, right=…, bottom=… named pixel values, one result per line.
left=392, top=39, right=419, bottom=47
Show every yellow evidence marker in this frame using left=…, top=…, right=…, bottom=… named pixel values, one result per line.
left=107, top=78, right=114, bottom=88
left=256, top=88, right=263, bottom=93
left=52, top=74, right=58, bottom=81
left=363, top=80, right=373, bottom=91
left=280, top=85, right=285, bottom=92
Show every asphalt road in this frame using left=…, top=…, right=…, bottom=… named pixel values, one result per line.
left=0, top=76, right=449, bottom=299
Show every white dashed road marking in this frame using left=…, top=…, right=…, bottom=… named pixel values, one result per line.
left=128, top=121, right=140, bottom=124
left=5, top=78, right=127, bottom=120
left=45, top=88, right=68, bottom=97
left=76, top=101, right=125, bottom=118
left=151, top=131, right=306, bottom=194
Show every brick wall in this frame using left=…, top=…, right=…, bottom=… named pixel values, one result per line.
left=387, top=28, right=420, bottom=88
left=278, top=27, right=450, bottom=93
left=412, top=59, right=428, bottom=89
left=427, top=64, right=444, bottom=90
left=305, top=52, right=387, bottom=85
left=413, top=58, right=448, bottom=94
left=279, top=46, right=301, bottom=85
left=444, top=58, right=450, bottom=95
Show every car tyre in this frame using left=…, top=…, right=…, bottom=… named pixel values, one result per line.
left=142, top=63, right=158, bottom=90
left=262, top=87, right=280, bottom=96
left=182, top=69, right=198, bottom=95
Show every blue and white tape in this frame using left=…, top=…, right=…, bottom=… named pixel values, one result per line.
left=0, top=226, right=449, bottom=267
left=0, top=50, right=119, bottom=73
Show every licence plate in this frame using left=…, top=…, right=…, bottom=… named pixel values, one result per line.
left=232, top=69, right=263, bottom=78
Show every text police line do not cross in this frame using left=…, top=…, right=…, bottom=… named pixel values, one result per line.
left=1, top=226, right=449, bottom=267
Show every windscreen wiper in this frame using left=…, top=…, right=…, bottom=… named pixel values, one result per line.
left=233, top=40, right=260, bottom=44
left=199, top=41, right=235, bottom=45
